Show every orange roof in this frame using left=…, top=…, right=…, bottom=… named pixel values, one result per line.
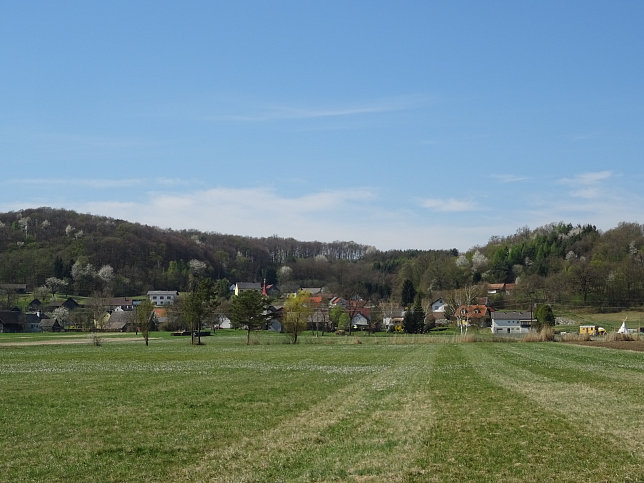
left=455, top=305, right=489, bottom=319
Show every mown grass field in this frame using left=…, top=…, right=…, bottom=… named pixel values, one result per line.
left=1, top=332, right=642, bottom=482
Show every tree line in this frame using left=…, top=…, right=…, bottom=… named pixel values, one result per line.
left=1, top=208, right=644, bottom=312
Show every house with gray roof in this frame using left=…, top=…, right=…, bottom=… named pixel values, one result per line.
left=491, top=311, right=535, bottom=334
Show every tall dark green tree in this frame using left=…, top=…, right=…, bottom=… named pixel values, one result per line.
left=403, top=299, right=425, bottom=334
left=413, top=298, right=426, bottom=333
left=401, top=279, right=416, bottom=307
left=534, top=303, right=555, bottom=331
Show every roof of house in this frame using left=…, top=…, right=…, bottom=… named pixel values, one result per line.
left=455, top=305, right=491, bottom=319
left=381, top=306, right=405, bottom=318
left=235, top=282, right=262, bottom=291
left=106, top=310, right=136, bottom=330
left=488, top=283, right=506, bottom=290
left=25, top=313, right=43, bottom=324
left=48, top=297, right=80, bottom=309
left=492, top=311, right=534, bottom=320
left=105, top=297, right=134, bottom=307
left=0, top=310, right=22, bottom=326
left=152, top=307, right=168, bottom=317
left=39, top=318, right=61, bottom=329
left=352, top=312, right=370, bottom=325
left=0, top=283, right=27, bottom=291
left=147, top=291, right=178, bottom=296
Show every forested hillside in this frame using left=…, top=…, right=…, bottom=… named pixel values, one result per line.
left=1, top=208, right=643, bottom=310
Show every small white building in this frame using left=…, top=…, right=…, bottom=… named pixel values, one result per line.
left=351, top=312, right=370, bottom=330
left=214, top=314, right=232, bottom=329
left=491, top=311, right=535, bottom=334
left=431, top=298, right=447, bottom=312
left=147, top=290, right=178, bottom=306
left=381, top=306, right=405, bottom=330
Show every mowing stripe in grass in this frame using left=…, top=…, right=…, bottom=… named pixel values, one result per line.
left=2, top=338, right=642, bottom=481
left=464, top=343, right=644, bottom=473
left=500, top=342, right=644, bottom=383
left=413, top=343, right=643, bottom=482
left=178, top=345, right=440, bottom=481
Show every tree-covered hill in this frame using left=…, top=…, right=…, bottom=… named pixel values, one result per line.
left=1, top=208, right=643, bottom=310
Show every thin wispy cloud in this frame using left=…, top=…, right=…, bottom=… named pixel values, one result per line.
left=6, top=178, right=642, bottom=252
left=490, top=174, right=530, bottom=183
left=10, top=177, right=192, bottom=189
left=73, top=187, right=487, bottom=250
left=419, top=198, right=476, bottom=212
left=559, top=170, right=613, bottom=185
left=558, top=170, right=614, bottom=199
left=11, top=178, right=143, bottom=189
left=203, top=95, right=431, bottom=123
left=81, top=186, right=379, bottom=237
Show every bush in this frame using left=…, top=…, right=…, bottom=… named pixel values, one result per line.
left=559, top=332, right=590, bottom=342
left=604, top=331, right=634, bottom=342
left=159, top=320, right=185, bottom=332
left=521, top=327, right=554, bottom=342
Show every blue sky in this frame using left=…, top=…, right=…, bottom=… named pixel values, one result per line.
left=2, top=1, right=643, bottom=251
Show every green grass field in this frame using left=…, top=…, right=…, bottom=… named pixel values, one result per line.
left=1, top=332, right=642, bottom=482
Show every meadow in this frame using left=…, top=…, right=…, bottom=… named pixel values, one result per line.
left=1, top=332, right=642, bottom=482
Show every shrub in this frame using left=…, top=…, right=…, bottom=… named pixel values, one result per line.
left=558, top=332, right=590, bottom=342
left=159, top=319, right=186, bottom=332
left=521, top=327, right=554, bottom=342
left=604, top=331, right=634, bottom=342
left=450, top=334, right=476, bottom=343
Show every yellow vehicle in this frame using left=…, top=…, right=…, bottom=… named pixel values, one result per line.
left=579, top=325, right=606, bottom=336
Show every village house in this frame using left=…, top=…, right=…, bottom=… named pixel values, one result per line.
left=0, top=310, right=23, bottom=333
left=147, top=290, right=178, bottom=306
left=382, top=306, right=405, bottom=331
left=105, top=297, right=135, bottom=311
left=24, top=313, right=43, bottom=333
left=351, top=309, right=371, bottom=331
left=105, top=310, right=138, bottom=332
left=0, top=283, right=27, bottom=294
left=487, top=283, right=516, bottom=295
left=234, top=282, right=262, bottom=296
left=491, top=311, right=535, bottom=334
left=39, top=318, right=62, bottom=332
left=47, top=297, right=80, bottom=312
left=430, top=298, right=447, bottom=312
left=454, top=304, right=492, bottom=327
